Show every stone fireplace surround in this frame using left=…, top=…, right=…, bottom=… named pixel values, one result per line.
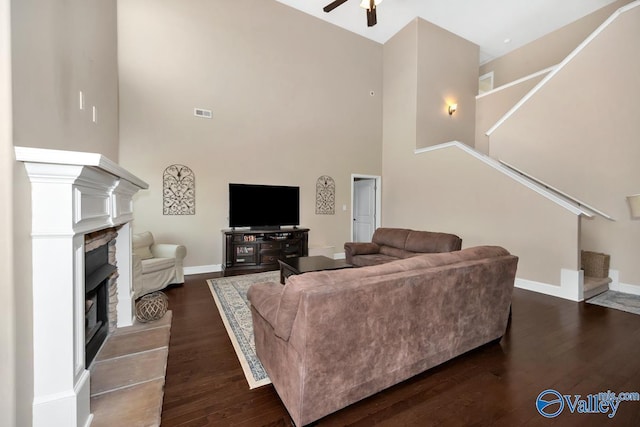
left=15, top=147, right=148, bottom=427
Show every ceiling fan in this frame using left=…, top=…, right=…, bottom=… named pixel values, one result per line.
left=323, top=0, right=382, bottom=27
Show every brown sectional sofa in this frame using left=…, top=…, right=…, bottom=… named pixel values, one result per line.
left=248, top=245, right=518, bottom=426
left=344, top=227, right=462, bottom=266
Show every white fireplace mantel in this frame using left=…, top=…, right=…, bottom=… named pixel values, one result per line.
left=15, top=147, right=148, bottom=427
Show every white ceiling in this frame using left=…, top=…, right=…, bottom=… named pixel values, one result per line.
left=275, top=0, right=619, bottom=64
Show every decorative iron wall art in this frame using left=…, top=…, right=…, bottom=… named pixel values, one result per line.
left=163, top=164, right=195, bottom=215
left=315, top=175, right=335, bottom=215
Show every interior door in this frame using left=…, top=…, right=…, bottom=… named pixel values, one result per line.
left=353, top=178, right=376, bottom=242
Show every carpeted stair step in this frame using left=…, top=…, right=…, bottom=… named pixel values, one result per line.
left=584, top=276, right=611, bottom=300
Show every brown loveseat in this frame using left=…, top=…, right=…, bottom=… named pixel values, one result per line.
left=344, top=227, right=462, bottom=266
left=248, top=246, right=518, bottom=426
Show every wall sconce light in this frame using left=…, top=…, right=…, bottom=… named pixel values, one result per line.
left=360, top=0, right=382, bottom=9
left=627, top=194, right=640, bottom=219
left=448, top=103, right=457, bottom=116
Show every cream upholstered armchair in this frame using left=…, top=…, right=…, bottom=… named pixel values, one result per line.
left=132, top=231, right=187, bottom=299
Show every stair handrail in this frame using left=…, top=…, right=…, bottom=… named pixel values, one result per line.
left=476, top=65, right=556, bottom=100
left=415, top=141, right=598, bottom=218
left=499, top=160, right=614, bottom=221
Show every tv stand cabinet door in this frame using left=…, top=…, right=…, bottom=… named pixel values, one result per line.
left=259, top=241, right=281, bottom=265
left=281, top=239, right=302, bottom=258
left=233, top=243, right=258, bottom=265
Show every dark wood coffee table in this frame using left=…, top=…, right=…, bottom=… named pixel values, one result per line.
left=278, top=256, right=352, bottom=284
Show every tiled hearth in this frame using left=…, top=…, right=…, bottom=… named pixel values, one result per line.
left=90, top=312, right=172, bottom=426
left=15, top=147, right=148, bottom=427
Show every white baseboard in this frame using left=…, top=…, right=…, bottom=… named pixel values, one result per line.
left=613, top=283, right=640, bottom=295
left=334, top=252, right=346, bottom=260
left=515, top=269, right=582, bottom=302
left=33, top=368, right=92, bottom=427
left=184, top=264, right=222, bottom=275
left=515, top=278, right=575, bottom=301
left=608, top=269, right=640, bottom=295
left=516, top=268, right=640, bottom=301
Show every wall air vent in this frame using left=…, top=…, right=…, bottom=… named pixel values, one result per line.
left=194, top=108, right=212, bottom=119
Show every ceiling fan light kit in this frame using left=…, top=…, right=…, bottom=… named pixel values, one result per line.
left=324, top=0, right=381, bottom=27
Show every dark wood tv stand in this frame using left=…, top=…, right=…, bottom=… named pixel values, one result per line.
left=222, top=227, right=309, bottom=276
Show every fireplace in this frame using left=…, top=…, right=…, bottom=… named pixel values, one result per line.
left=84, top=232, right=117, bottom=366
left=16, top=146, right=148, bottom=427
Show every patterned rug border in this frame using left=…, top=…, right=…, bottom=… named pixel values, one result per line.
left=586, top=290, right=640, bottom=316
left=207, top=272, right=277, bottom=389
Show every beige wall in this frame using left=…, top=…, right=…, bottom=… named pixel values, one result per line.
left=475, top=73, right=546, bottom=153
left=1, top=0, right=15, bottom=424
left=416, top=19, right=478, bottom=149
left=118, top=0, right=383, bottom=268
left=382, top=21, right=418, bottom=169
left=480, top=0, right=632, bottom=87
left=11, top=0, right=120, bottom=159
left=489, top=4, right=640, bottom=289
left=9, top=1, right=121, bottom=424
left=383, top=145, right=580, bottom=285
left=381, top=17, right=478, bottom=153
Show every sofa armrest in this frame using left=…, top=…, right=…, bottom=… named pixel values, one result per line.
left=344, top=242, right=380, bottom=264
left=247, top=282, right=284, bottom=331
left=151, top=243, right=187, bottom=260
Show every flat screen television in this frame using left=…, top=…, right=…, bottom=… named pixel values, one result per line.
left=229, top=183, right=300, bottom=229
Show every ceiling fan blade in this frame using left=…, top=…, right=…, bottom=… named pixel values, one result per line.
left=366, top=6, right=377, bottom=27
left=323, top=0, right=349, bottom=13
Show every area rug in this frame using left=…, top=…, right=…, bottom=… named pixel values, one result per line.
left=207, top=271, right=279, bottom=389
left=587, top=290, right=640, bottom=316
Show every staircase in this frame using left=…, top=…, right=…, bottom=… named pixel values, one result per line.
left=478, top=0, right=640, bottom=300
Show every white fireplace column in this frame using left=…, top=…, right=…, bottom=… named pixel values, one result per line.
left=15, top=147, right=148, bottom=427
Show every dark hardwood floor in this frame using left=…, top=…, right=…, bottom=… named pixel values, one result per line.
left=161, top=273, right=640, bottom=426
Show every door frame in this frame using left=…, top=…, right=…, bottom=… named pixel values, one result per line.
left=350, top=174, right=382, bottom=242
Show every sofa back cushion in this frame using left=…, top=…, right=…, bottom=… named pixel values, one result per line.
left=372, top=228, right=410, bottom=249
left=379, top=246, right=415, bottom=259
left=405, top=230, right=462, bottom=253
left=133, top=231, right=155, bottom=260
left=385, top=245, right=508, bottom=270
left=371, top=227, right=461, bottom=254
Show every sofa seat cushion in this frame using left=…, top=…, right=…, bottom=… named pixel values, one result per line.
left=379, top=246, right=416, bottom=259
left=351, top=253, right=400, bottom=267
left=346, top=242, right=380, bottom=256
left=141, top=257, right=175, bottom=274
